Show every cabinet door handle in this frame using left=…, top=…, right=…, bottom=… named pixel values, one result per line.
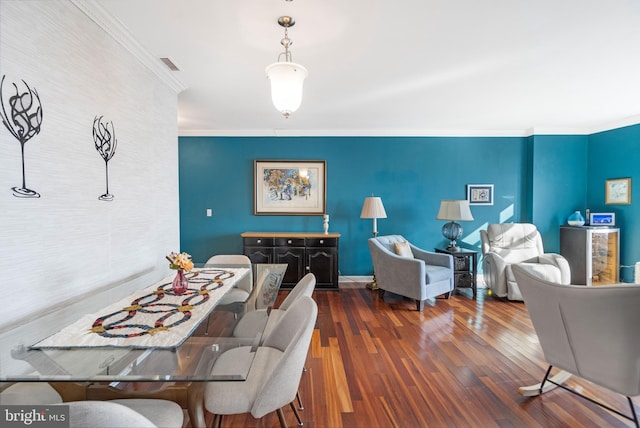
left=306, top=266, right=310, bottom=271
left=319, top=240, right=324, bottom=244
left=288, top=240, right=292, bottom=244
left=257, top=239, right=262, bottom=244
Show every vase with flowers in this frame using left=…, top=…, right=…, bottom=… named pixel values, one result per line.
left=166, top=251, right=194, bottom=294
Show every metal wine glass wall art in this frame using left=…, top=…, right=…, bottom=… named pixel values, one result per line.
left=0, top=75, right=44, bottom=198
left=92, top=115, right=118, bottom=201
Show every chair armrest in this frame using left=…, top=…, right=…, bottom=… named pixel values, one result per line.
left=538, top=253, right=571, bottom=284
left=483, top=252, right=507, bottom=274
left=410, top=245, right=453, bottom=269
left=482, top=252, right=509, bottom=296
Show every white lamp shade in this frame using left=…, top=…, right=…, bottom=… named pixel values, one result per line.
left=265, top=62, right=308, bottom=115
left=436, top=200, right=474, bottom=221
left=360, top=196, right=387, bottom=219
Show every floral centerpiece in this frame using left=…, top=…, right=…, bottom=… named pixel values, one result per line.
left=166, top=252, right=194, bottom=294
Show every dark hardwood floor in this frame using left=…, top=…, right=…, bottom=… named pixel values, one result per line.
left=198, top=286, right=636, bottom=427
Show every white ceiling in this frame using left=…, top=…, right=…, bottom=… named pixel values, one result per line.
left=98, top=0, right=640, bottom=136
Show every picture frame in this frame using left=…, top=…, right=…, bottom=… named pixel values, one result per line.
left=254, top=160, right=326, bottom=215
left=467, top=184, right=494, bottom=205
left=605, top=178, right=631, bottom=205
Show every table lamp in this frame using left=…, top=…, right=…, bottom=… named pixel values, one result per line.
left=360, top=196, right=387, bottom=237
left=361, top=196, right=387, bottom=290
left=436, top=200, right=474, bottom=251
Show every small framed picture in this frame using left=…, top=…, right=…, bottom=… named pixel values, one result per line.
left=467, top=184, right=494, bottom=205
left=605, top=178, right=631, bottom=205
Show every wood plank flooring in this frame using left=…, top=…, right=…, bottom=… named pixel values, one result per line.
left=198, top=287, right=636, bottom=427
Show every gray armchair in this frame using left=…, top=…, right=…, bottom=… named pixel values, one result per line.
left=480, top=223, right=570, bottom=301
left=368, top=235, right=454, bottom=311
left=511, top=264, right=640, bottom=425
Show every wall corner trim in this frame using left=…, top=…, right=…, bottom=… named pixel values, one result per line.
left=70, top=0, right=188, bottom=94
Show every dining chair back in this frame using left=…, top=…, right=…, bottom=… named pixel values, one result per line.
left=65, top=401, right=158, bottom=428
left=205, top=254, right=253, bottom=317
left=205, top=254, right=253, bottom=294
left=252, top=296, right=317, bottom=421
left=232, top=273, right=315, bottom=340
left=204, top=296, right=318, bottom=427
left=0, top=383, right=183, bottom=428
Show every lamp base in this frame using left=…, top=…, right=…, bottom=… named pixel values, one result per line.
left=366, top=272, right=379, bottom=290
left=446, top=244, right=460, bottom=252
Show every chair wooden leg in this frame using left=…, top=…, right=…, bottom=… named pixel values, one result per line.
left=276, top=407, right=288, bottom=428
left=290, top=401, right=303, bottom=426
left=296, top=390, right=304, bottom=410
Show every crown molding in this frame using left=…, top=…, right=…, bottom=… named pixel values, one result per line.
left=179, top=128, right=534, bottom=138
left=180, top=118, right=640, bottom=138
left=70, top=0, right=187, bottom=94
left=587, top=114, right=640, bottom=135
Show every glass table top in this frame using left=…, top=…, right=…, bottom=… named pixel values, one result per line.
left=0, top=264, right=287, bottom=383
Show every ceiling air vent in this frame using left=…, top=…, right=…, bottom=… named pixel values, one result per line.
left=160, top=57, right=180, bottom=71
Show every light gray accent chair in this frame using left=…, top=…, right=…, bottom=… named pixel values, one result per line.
left=511, top=264, right=640, bottom=425
left=205, top=254, right=253, bottom=315
left=368, top=235, right=454, bottom=311
left=204, top=295, right=318, bottom=427
left=480, top=223, right=570, bottom=301
left=0, top=383, right=184, bottom=427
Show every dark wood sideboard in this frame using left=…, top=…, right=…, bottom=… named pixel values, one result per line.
left=241, top=232, right=340, bottom=290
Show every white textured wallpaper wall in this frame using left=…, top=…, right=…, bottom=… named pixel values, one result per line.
left=0, top=0, right=180, bottom=336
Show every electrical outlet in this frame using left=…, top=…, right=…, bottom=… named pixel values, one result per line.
left=635, top=262, right=640, bottom=283
left=206, top=209, right=212, bottom=217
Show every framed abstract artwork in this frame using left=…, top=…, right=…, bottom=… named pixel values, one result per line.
left=467, top=184, right=494, bottom=205
left=254, top=160, right=326, bottom=215
left=605, top=178, right=631, bottom=205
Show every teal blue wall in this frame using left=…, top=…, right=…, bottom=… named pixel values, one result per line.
left=587, top=124, right=640, bottom=282
left=178, top=127, right=639, bottom=281
left=179, top=136, right=532, bottom=275
left=530, top=135, right=589, bottom=250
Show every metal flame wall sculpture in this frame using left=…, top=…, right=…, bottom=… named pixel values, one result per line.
left=92, top=115, right=118, bottom=201
left=0, top=75, right=44, bottom=198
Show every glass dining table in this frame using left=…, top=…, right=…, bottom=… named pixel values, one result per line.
left=0, top=263, right=287, bottom=428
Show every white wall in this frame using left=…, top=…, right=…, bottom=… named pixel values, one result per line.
left=0, top=0, right=181, bottom=348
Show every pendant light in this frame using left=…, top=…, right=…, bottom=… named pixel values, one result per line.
left=265, top=16, right=308, bottom=118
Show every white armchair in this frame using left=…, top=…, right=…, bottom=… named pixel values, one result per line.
left=480, top=223, right=570, bottom=301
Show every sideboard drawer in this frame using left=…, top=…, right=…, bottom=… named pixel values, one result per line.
left=275, top=237, right=305, bottom=247
left=243, top=237, right=274, bottom=247
left=306, top=237, right=337, bottom=247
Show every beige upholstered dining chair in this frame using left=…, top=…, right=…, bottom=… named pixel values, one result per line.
left=204, top=295, right=318, bottom=427
left=0, top=383, right=184, bottom=427
left=512, top=264, right=640, bottom=426
left=232, top=272, right=316, bottom=340
left=205, top=254, right=253, bottom=315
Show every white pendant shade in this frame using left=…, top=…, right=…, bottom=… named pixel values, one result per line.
left=265, top=61, right=308, bottom=117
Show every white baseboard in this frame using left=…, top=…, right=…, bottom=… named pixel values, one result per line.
left=339, top=275, right=372, bottom=283
left=339, top=274, right=486, bottom=287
